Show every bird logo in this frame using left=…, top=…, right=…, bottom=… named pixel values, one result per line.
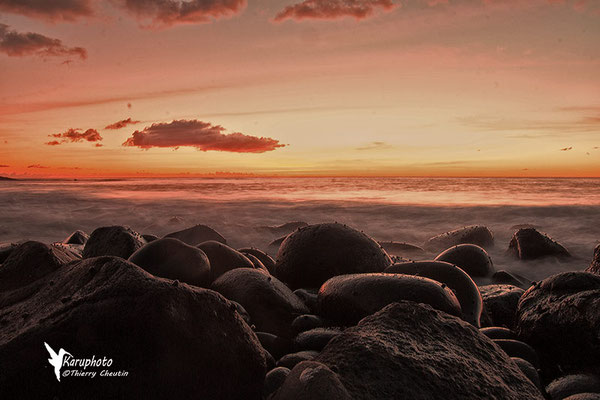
left=44, top=342, right=71, bottom=382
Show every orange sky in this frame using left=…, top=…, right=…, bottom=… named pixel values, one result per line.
left=0, top=0, right=599, bottom=178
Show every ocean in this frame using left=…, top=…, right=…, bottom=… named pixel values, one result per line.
left=1, top=177, right=598, bottom=281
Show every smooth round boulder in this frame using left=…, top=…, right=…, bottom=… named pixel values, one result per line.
left=480, top=327, right=517, bottom=340
left=197, top=240, right=255, bottom=282
left=512, top=357, right=542, bottom=390
left=164, top=224, right=226, bottom=246
left=276, top=351, right=320, bottom=370
left=62, top=230, right=89, bottom=245
left=508, top=228, right=570, bottom=260
left=586, top=244, right=600, bottom=274
left=142, top=234, right=159, bottom=243
left=516, top=272, right=600, bottom=377
left=385, top=260, right=483, bottom=327
left=546, top=374, right=600, bottom=400
left=564, top=394, right=600, bottom=400
left=493, top=270, right=530, bottom=289
left=263, top=367, right=290, bottom=399
left=480, top=284, right=525, bottom=329
left=0, top=242, right=18, bottom=264
left=271, top=361, right=351, bottom=400
left=318, top=273, right=462, bottom=326
left=293, top=288, right=319, bottom=312
left=127, top=238, right=211, bottom=287
left=293, top=328, right=341, bottom=352
left=244, top=253, right=270, bottom=274
left=377, top=241, right=425, bottom=257
left=256, top=332, right=291, bottom=360
left=83, top=225, right=145, bottom=259
left=211, top=268, right=309, bottom=338
left=275, top=223, right=392, bottom=290
left=425, top=225, right=495, bottom=251
left=493, top=339, right=540, bottom=369
left=435, top=244, right=495, bottom=278
left=239, top=247, right=276, bottom=274
left=291, top=314, right=327, bottom=335
left=257, top=221, right=308, bottom=235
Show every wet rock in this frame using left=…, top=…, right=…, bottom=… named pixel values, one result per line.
left=291, top=314, right=327, bottom=335
left=164, top=224, right=226, bottom=246
left=512, top=357, right=542, bottom=390
left=293, top=327, right=341, bottom=352
left=480, top=284, right=525, bottom=329
left=435, top=244, right=495, bottom=278
left=293, top=301, right=543, bottom=399
left=128, top=238, right=211, bottom=287
left=275, top=223, right=392, bottom=290
left=256, top=332, right=291, bottom=360
left=516, top=272, right=600, bottom=377
left=493, top=339, right=540, bottom=369
left=0, top=241, right=77, bottom=291
left=239, top=247, right=276, bottom=274
left=480, top=326, right=517, bottom=340
left=276, top=351, right=320, bottom=370
left=271, top=361, right=351, bottom=400
left=0, top=256, right=266, bottom=399
left=197, top=241, right=255, bottom=282
left=318, top=273, right=461, bottom=326
left=263, top=367, right=290, bottom=399
left=385, top=260, right=483, bottom=327
left=425, top=225, right=495, bottom=251
left=377, top=241, right=425, bottom=257
left=546, top=374, right=600, bottom=400
left=586, top=244, right=600, bottom=274
left=83, top=225, right=145, bottom=259
left=212, top=268, right=308, bottom=338
left=508, top=228, right=571, bottom=260
left=62, top=230, right=89, bottom=245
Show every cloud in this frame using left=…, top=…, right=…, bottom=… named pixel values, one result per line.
left=274, top=0, right=397, bottom=22
left=105, top=117, right=141, bottom=130
left=0, top=24, right=87, bottom=60
left=122, top=119, right=286, bottom=153
left=0, top=164, right=9, bottom=167
left=560, top=147, right=573, bottom=151
left=355, top=141, right=393, bottom=151
left=116, top=0, right=246, bottom=28
left=47, top=128, right=102, bottom=145
left=0, top=0, right=93, bottom=21
left=27, top=164, right=48, bottom=168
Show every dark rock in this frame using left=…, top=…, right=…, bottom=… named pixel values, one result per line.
left=425, top=225, right=495, bottom=251
left=271, top=361, right=351, bottom=400
left=83, top=225, right=145, bottom=259
left=318, top=273, right=461, bottom=326
left=493, top=339, right=540, bottom=369
left=293, top=288, right=319, bottom=312
left=142, top=234, right=159, bottom=243
left=276, top=351, right=320, bottom=370
left=480, top=284, right=525, bottom=329
left=239, top=247, right=276, bottom=274
left=256, top=221, right=308, bottom=235
left=493, top=270, right=530, bottom=289
left=51, top=242, right=83, bottom=259
left=512, top=357, right=542, bottom=390
left=197, top=240, right=254, bottom=282
left=244, top=253, right=269, bottom=274
left=586, top=244, right=600, bottom=274
left=263, top=367, right=290, bottom=399
left=275, top=223, right=392, bottom=290
left=212, top=268, right=308, bottom=338
left=164, top=224, right=226, bottom=246
left=256, top=332, right=291, bottom=360
left=127, top=238, right=211, bottom=287
left=516, top=272, right=600, bottom=377
left=290, top=301, right=543, bottom=399
left=508, top=228, right=571, bottom=260
left=435, top=244, right=495, bottom=278
left=385, top=260, right=483, bottom=327
left=268, top=235, right=287, bottom=252
left=62, top=230, right=89, bottom=245
left=0, top=241, right=77, bottom=291
left=480, top=326, right=517, bottom=340
left=546, top=374, right=600, bottom=400
left=0, top=242, right=18, bottom=264
left=293, top=328, right=341, bottom=352
left=377, top=241, right=425, bottom=257
left=0, top=256, right=266, bottom=399
left=264, top=350, right=276, bottom=371
left=230, top=300, right=251, bottom=325
left=291, top=314, right=327, bottom=335
left=564, top=394, right=600, bottom=400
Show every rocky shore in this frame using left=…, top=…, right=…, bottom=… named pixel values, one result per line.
left=1, top=222, right=599, bottom=399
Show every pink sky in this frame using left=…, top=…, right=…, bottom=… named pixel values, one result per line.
left=0, top=0, right=599, bottom=177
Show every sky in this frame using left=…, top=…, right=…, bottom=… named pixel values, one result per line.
left=0, top=0, right=599, bottom=178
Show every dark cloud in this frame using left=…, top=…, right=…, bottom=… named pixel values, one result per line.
left=355, top=141, right=393, bottom=151
left=560, top=147, right=573, bottom=151
left=117, top=0, right=246, bottom=28
left=0, top=164, right=9, bottom=167
left=47, top=128, right=102, bottom=145
left=27, top=164, right=48, bottom=168
left=274, top=0, right=397, bottom=22
left=105, top=117, right=141, bottom=130
left=0, top=24, right=87, bottom=60
left=0, top=0, right=93, bottom=21
left=122, top=119, right=286, bottom=153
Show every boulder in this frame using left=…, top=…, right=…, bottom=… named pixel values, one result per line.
left=377, top=241, right=425, bottom=257
left=480, top=326, right=517, bottom=340
left=263, top=367, right=290, bottom=399
left=239, top=247, right=276, bottom=274
left=164, top=224, right=226, bottom=246
left=276, top=351, right=320, bottom=369
left=277, top=301, right=543, bottom=399
left=318, top=273, right=461, bottom=326
left=293, top=288, right=319, bottom=312
left=197, top=241, right=255, bottom=282
left=62, top=230, right=89, bottom=245
left=256, top=221, right=308, bottom=235
left=564, top=394, right=600, bottom=400
left=546, top=374, right=600, bottom=400
left=271, top=361, right=351, bottom=400
left=293, top=328, right=341, bottom=352
left=211, top=268, right=308, bottom=338
left=492, top=339, right=540, bottom=369
left=275, top=223, right=392, bottom=290
left=492, top=270, right=530, bottom=289
left=508, top=228, right=570, bottom=260
left=291, top=314, right=327, bottom=335
left=435, top=244, right=495, bottom=278
left=425, top=225, right=494, bottom=251
left=255, top=332, right=291, bottom=360
left=480, top=284, right=525, bottom=329
left=511, top=357, right=542, bottom=389
left=244, top=253, right=270, bottom=274
left=516, top=272, right=600, bottom=377
left=586, top=244, right=600, bottom=274
left=142, top=234, right=159, bottom=243
left=0, top=242, right=18, bottom=263
left=83, top=226, right=145, bottom=259
left=0, top=256, right=266, bottom=399
left=385, top=260, right=483, bottom=327
left=127, top=238, right=211, bottom=287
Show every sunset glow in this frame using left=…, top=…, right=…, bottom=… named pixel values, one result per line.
left=1, top=0, right=599, bottom=178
